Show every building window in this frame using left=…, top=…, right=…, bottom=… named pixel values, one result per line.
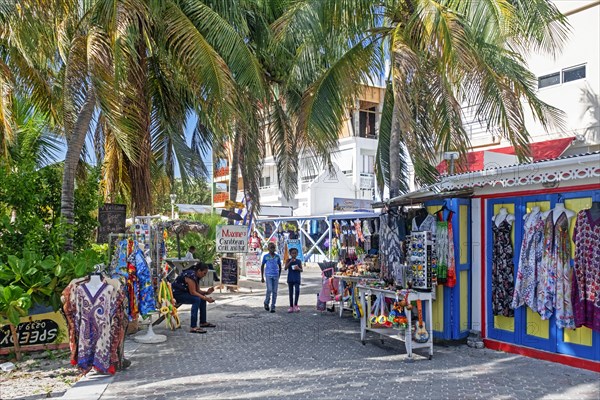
left=538, top=72, right=560, bottom=89
left=260, top=176, right=271, bottom=188
left=362, top=155, right=375, bottom=174
left=538, top=64, right=586, bottom=89
left=562, top=65, right=586, bottom=83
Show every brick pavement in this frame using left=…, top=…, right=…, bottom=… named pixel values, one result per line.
left=66, top=269, right=599, bottom=400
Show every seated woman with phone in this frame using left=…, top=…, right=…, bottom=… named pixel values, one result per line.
left=172, top=263, right=217, bottom=333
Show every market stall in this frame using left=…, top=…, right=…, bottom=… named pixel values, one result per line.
left=358, top=285, right=434, bottom=361
left=439, top=151, right=600, bottom=370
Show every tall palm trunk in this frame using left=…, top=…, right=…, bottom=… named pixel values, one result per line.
left=389, top=104, right=401, bottom=199
left=61, top=89, right=96, bottom=251
left=125, top=38, right=152, bottom=217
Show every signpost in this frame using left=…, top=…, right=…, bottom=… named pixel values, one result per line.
left=216, top=225, right=248, bottom=253
left=97, top=203, right=126, bottom=243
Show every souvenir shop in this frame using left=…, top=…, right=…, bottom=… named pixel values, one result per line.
left=254, top=212, right=379, bottom=263
left=61, top=216, right=183, bottom=375
left=439, top=152, right=600, bottom=371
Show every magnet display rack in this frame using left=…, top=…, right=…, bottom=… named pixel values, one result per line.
left=408, top=231, right=435, bottom=290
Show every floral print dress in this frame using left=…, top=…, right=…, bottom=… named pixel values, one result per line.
left=492, top=218, right=515, bottom=317
left=512, top=211, right=544, bottom=310
left=572, top=209, right=600, bottom=332
left=536, top=211, right=574, bottom=328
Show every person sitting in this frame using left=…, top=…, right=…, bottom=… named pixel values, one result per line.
left=184, top=246, right=196, bottom=260
left=172, top=263, right=217, bottom=333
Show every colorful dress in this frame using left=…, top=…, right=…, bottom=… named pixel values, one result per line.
left=379, top=214, right=403, bottom=281
left=537, top=211, right=574, bottom=326
left=571, top=210, right=600, bottom=332
left=70, top=282, right=119, bottom=374
left=512, top=211, right=544, bottom=310
left=492, top=218, right=515, bottom=317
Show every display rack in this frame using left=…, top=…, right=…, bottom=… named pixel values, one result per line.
left=357, top=285, right=433, bottom=361
left=336, top=276, right=380, bottom=318
left=408, top=231, right=436, bottom=290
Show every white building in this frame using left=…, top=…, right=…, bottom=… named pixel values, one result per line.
left=449, top=1, right=600, bottom=174
left=257, top=85, right=385, bottom=216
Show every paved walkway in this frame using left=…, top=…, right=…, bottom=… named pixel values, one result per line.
left=63, top=269, right=599, bottom=400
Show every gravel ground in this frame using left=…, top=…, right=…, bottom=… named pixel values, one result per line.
left=0, top=349, right=80, bottom=400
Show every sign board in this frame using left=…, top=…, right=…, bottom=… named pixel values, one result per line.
left=97, top=203, right=127, bottom=243
left=245, top=252, right=262, bottom=279
left=216, top=225, right=248, bottom=253
left=286, top=239, right=304, bottom=261
left=333, top=197, right=374, bottom=213
left=0, top=311, right=68, bottom=355
left=220, top=257, right=239, bottom=286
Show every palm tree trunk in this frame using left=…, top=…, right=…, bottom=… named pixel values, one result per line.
left=61, top=89, right=96, bottom=251
left=389, top=104, right=401, bottom=199
left=125, top=37, right=152, bottom=217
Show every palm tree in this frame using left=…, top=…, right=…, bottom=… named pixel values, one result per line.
left=218, top=0, right=380, bottom=213
left=273, top=0, right=569, bottom=199
left=3, top=1, right=267, bottom=248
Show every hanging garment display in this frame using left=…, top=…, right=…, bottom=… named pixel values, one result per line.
left=491, top=211, right=515, bottom=317
left=379, top=213, right=403, bottom=281
left=62, top=276, right=127, bottom=374
left=412, top=211, right=436, bottom=235
left=435, top=216, right=448, bottom=285
left=446, top=212, right=456, bottom=288
left=110, top=240, right=158, bottom=320
left=537, top=210, right=574, bottom=327
left=571, top=208, right=600, bottom=332
left=512, top=209, right=544, bottom=310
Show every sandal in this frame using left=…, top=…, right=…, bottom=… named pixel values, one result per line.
left=190, top=328, right=207, bottom=334
left=199, top=323, right=217, bottom=328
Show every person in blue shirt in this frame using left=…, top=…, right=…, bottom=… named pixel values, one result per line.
left=261, top=242, right=281, bottom=312
left=285, top=248, right=303, bottom=313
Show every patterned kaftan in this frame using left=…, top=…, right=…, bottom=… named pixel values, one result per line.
left=572, top=209, right=600, bottom=332
left=492, top=219, right=515, bottom=317
left=512, top=211, right=544, bottom=310
left=379, top=214, right=403, bottom=281
left=553, top=212, right=574, bottom=329
left=537, top=211, right=574, bottom=327
left=71, top=282, right=119, bottom=374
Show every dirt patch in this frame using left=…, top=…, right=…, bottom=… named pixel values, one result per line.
left=0, top=350, right=80, bottom=399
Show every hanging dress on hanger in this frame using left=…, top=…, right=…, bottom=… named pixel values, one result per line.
left=491, top=218, right=515, bottom=317
left=537, top=211, right=573, bottom=325
left=571, top=209, right=600, bottom=332
left=435, top=213, right=448, bottom=285
left=512, top=211, right=544, bottom=310
left=553, top=212, right=574, bottom=329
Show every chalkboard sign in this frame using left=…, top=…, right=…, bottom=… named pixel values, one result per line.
left=97, top=203, right=127, bottom=243
left=220, top=257, right=239, bottom=287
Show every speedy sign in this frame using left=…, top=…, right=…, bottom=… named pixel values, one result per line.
left=216, top=225, right=248, bottom=253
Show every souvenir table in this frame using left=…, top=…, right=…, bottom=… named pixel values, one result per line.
left=357, top=285, right=434, bottom=361
left=335, top=275, right=380, bottom=318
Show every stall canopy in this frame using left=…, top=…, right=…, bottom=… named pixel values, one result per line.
left=160, top=220, right=208, bottom=258
left=255, top=211, right=378, bottom=262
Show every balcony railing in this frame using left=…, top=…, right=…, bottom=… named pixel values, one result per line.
left=359, top=173, right=374, bottom=190
left=214, top=167, right=230, bottom=178
left=213, top=192, right=229, bottom=203
left=259, top=186, right=279, bottom=198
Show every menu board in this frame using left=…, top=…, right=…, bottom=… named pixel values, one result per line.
left=97, top=203, right=127, bottom=243
left=220, top=257, right=239, bottom=287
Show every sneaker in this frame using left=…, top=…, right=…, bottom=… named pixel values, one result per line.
left=264, top=303, right=270, bottom=311
left=270, top=307, right=276, bottom=313
left=294, top=306, right=300, bottom=313
left=288, top=307, right=294, bottom=313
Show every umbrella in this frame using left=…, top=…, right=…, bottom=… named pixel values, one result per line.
left=160, top=220, right=209, bottom=258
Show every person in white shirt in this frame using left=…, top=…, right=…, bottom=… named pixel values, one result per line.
left=185, top=246, right=196, bottom=260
